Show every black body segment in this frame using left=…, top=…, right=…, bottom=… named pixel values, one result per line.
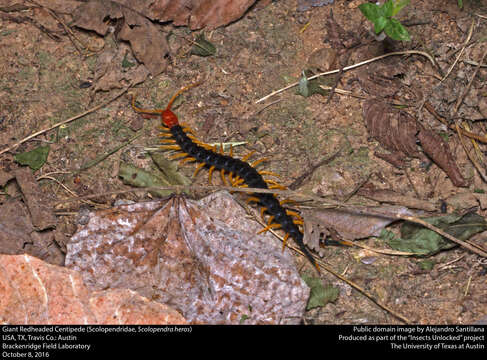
left=170, top=125, right=316, bottom=269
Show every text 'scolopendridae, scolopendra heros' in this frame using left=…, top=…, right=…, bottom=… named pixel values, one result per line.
left=131, top=83, right=320, bottom=272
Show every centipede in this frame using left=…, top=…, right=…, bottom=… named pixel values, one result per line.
left=131, top=83, right=320, bottom=272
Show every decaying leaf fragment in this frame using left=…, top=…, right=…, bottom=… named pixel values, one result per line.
left=302, top=205, right=413, bottom=257
left=65, top=191, right=310, bottom=324
left=363, top=99, right=466, bottom=187
left=72, top=0, right=169, bottom=76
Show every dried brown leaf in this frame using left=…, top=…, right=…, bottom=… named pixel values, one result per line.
left=302, top=205, right=413, bottom=257
left=0, top=200, right=64, bottom=265
left=363, top=99, right=421, bottom=160
left=72, top=0, right=169, bottom=76
left=417, top=128, right=467, bottom=187
left=93, top=43, right=149, bottom=92
left=147, top=0, right=258, bottom=30
left=65, top=191, right=310, bottom=324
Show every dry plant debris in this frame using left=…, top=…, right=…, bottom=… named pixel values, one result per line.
left=0, top=168, right=64, bottom=265
left=65, top=191, right=310, bottom=324
left=0, top=254, right=187, bottom=324
left=363, top=99, right=467, bottom=187
left=302, top=205, right=413, bottom=257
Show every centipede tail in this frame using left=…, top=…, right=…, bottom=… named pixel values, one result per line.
left=132, top=85, right=320, bottom=273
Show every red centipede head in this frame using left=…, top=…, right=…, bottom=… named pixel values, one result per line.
left=162, top=109, right=179, bottom=128
left=161, top=82, right=202, bottom=128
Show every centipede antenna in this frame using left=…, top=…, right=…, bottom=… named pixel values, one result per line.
left=131, top=94, right=165, bottom=116
left=166, top=82, right=202, bottom=112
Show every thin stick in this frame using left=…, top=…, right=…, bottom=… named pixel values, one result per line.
left=0, top=87, right=130, bottom=156
left=255, top=50, right=436, bottom=104
left=441, top=20, right=475, bottom=82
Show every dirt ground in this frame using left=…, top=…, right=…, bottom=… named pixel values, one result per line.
left=1, top=0, right=487, bottom=324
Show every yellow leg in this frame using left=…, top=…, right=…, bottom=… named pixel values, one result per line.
left=179, top=157, right=196, bottom=165
left=246, top=196, right=260, bottom=204
left=286, top=209, right=302, bottom=220
left=160, top=145, right=181, bottom=150
left=170, top=153, right=189, bottom=160
left=232, top=177, right=245, bottom=187
left=251, top=158, right=269, bottom=168
left=193, top=162, right=206, bottom=178
left=257, top=222, right=282, bottom=234
left=241, top=151, right=256, bottom=162
left=208, top=165, right=216, bottom=184
left=282, top=233, right=290, bottom=251
left=269, top=184, right=287, bottom=190
left=265, top=179, right=287, bottom=190
left=279, top=198, right=296, bottom=206
left=293, top=219, right=304, bottom=226
left=220, top=169, right=228, bottom=186
left=258, top=170, right=281, bottom=178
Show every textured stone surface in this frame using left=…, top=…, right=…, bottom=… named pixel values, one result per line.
left=0, top=254, right=186, bottom=324
left=65, top=191, right=310, bottom=324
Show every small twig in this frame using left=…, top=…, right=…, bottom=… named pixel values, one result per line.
left=441, top=20, right=475, bottom=82
left=0, top=87, right=130, bottom=156
left=256, top=50, right=436, bottom=104
left=77, top=132, right=142, bottom=172
left=288, top=148, right=342, bottom=190
left=425, top=101, right=487, bottom=143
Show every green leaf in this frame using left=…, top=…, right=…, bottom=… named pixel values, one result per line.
left=302, top=275, right=339, bottom=310
left=384, top=18, right=411, bottom=41
left=381, top=0, right=394, bottom=18
left=190, top=34, right=216, bottom=57
left=373, top=16, right=388, bottom=34
left=296, top=70, right=329, bottom=98
left=298, top=71, right=309, bottom=98
left=386, top=213, right=487, bottom=256
left=392, top=0, right=411, bottom=16
left=14, top=145, right=49, bottom=171
left=358, top=3, right=383, bottom=22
